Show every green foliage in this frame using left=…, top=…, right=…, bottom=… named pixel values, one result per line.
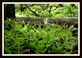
left=15, top=4, right=78, bottom=18
left=4, top=18, right=78, bottom=54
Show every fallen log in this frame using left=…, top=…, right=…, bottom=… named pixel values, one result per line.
left=16, top=17, right=78, bottom=26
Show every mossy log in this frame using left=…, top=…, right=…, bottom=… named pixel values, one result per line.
left=16, top=17, right=78, bottom=27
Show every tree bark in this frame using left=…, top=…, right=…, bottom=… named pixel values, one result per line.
left=4, top=4, right=15, bottom=19
left=16, top=17, right=78, bottom=25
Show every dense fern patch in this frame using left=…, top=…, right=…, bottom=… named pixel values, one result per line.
left=4, top=18, right=78, bottom=54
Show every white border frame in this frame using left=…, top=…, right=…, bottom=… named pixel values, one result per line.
left=2, top=2, right=80, bottom=56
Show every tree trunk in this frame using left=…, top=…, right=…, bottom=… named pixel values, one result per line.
left=4, top=4, right=15, bottom=19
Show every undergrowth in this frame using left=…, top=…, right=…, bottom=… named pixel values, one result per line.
left=4, top=18, right=78, bottom=54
